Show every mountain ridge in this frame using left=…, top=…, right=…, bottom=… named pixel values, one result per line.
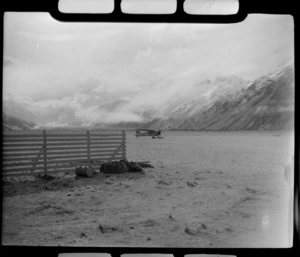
left=3, top=64, right=294, bottom=131
left=148, top=64, right=294, bottom=131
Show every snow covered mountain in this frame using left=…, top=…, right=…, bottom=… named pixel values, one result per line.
left=148, top=75, right=250, bottom=130
left=3, top=63, right=294, bottom=131
left=149, top=64, right=294, bottom=131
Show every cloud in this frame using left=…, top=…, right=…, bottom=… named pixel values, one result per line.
left=3, top=93, right=33, bottom=105
left=3, top=13, right=294, bottom=127
left=134, top=47, right=152, bottom=62
left=73, top=93, right=89, bottom=103
left=3, top=56, right=15, bottom=66
left=28, top=93, right=144, bottom=125
left=178, top=65, right=204, bottom=78
left=122, top=82, right=178, bottom=113
left=75, top=109, right=143, bottom=124
left=169, top=46, right=193, bottom=60
left=31, top=96, right=81, bottom=114
left=91, top=85, right=107, bottom=94
left=144, top=24, right=168, bottom=44
left=3, top=56, right=32, bottom=67
left=17, top=30, right=78, bottom=42
left=255, top=105, right=294, bottom=115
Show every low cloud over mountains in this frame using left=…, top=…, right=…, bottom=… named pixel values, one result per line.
left=3, top=62, right=294, bottom=131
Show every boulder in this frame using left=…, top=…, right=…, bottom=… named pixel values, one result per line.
left=184, top=220, right=208, bottom=235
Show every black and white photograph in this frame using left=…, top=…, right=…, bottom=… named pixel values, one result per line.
left=2, top=0, right=295, bottom=248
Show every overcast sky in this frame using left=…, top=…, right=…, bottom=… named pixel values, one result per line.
left=3, top=12, right=294, bottom=124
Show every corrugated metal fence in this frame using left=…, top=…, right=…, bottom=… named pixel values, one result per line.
left=2, top=130, right=126, bottom=177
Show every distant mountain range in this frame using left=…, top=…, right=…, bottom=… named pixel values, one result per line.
left=3, top=63, right=294, bottom=131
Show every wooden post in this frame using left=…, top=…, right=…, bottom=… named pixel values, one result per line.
left=87, top=130, right=90, bottom=165
left=122, top=130, right=126, bottom=160
left=43, top=130, right=47, bottom=174
left=31, top=147, right=43, bottom=172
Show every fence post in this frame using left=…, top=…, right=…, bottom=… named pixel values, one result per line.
left=87, top=130, right=90, bottom=165
left=122, top=130, right=126, bottom=160
left=43, top=130, right=47, bottom=174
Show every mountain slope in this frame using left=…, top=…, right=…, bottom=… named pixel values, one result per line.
left=149, top=65, right=294, bottom=131
left=3, top=64, right=294, bottom=131
left=3, top=99, right=40, bottom=130
left=149, top=76, right=250, bottom=130
left=3, top=115, right=38, bottom=130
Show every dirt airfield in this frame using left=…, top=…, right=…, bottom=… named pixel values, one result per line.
left=2, top=132, right=293, bottom=247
